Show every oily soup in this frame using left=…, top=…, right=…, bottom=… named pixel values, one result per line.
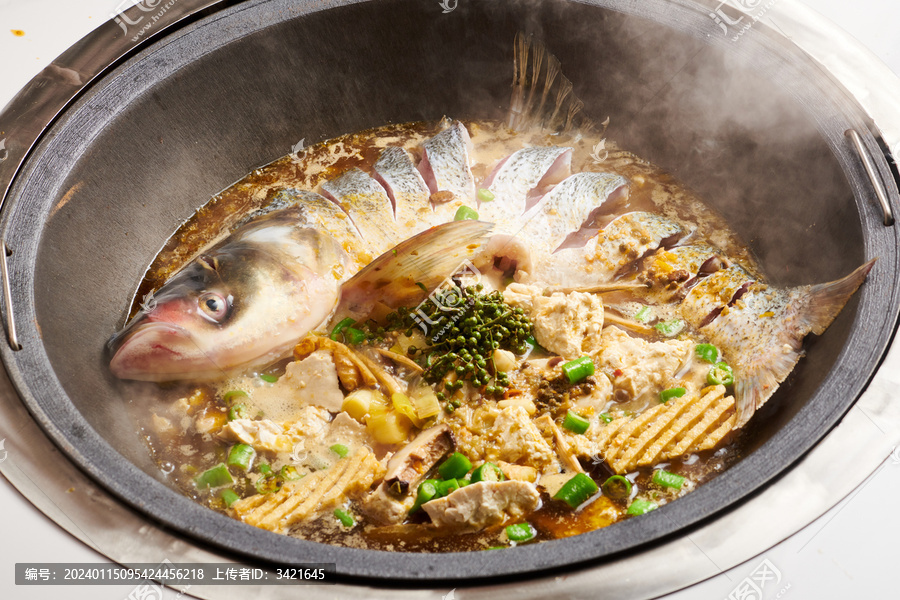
left=118, top=117, right=865, bottom=552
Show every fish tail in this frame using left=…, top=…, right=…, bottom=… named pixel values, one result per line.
left=733, top=259, right=876, bottom=427
left=797, top=258, right=876, bottom=336
left=507, top=32, right=594, bottom=134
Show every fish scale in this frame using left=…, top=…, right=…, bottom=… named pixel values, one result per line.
left=418, top=121, right=476, bottom=201
left=320, top=167, right=401, bottom=249
left=478, top=146, right=572, bottom=225
left=373, top=146, right=436, bottom=230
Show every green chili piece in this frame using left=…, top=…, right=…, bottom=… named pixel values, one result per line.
left=344, top=327, right=366, bottom=345
left=436, top=478, right=461, bottom=497
left=505, top=523, right=536, bottom=542
left=255, top=475, right=279, bottom=494
left=707, top=362, right=735, bottom=386
left=222, top=390, right=248, bottom=404
left=652, top=469, right=685, bottom=490
left=553, top=473, right=599, bottom=508
left=627, top=499, right=658, bottom=516
left=454, top=206, right=479, bottom=221
left=438, top=452, right=473, bottom=480
left=562, top=410, right=591, bottom=435
left=194, top=463, right=233, bottom=490
left=599, top=412, right=613, bottom=424
left=659, top=387, right=686, bottom=403
left=562, top=356, right=595, bottom=384
left=280, top=465, right=303, bottom=481
left=470, top=462, right=505, bottom=483
left=226, top=444, right=255, bottom=471
left=410, top=479, right=440, bottom=514
left=694, top=343, right=719, bottom=364
left=330, top=317, right=356, bottom=341
left=258, top=463, right=272, bottom=476
left=601, top=475, right=633, bottom=501
left=228, top=404, right=248, bottom=421
left=259, top=373, right=278, bottom=383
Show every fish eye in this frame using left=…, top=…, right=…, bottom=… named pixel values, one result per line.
left=198, top=292, right=229, bottom=322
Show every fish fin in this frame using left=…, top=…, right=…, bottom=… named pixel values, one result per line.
left=733, top=259, right=876, bottom=427
left=508, top=32, right=598, bottom=135
left=337, top=220, right=494, bottom=317
left=797, top=258, right=876, bottom=336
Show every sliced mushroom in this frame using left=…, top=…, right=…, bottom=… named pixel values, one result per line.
left=535, top=414, right=585, bottom=474
left=361, top=424, right=455, bottom=525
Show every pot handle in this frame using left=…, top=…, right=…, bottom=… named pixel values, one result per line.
left=847, top=129, right=895, bottom=227
left=0, top=0, right=225, bottom=350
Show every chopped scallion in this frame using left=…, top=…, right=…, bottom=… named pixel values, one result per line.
left=258, top=463, right=272, bottom=475
left=334, top=508, right=355, bottom=528
left=601, top=475, right=632, bottom=501
left=437, top=452, right=473, bottom=480
left=655, top=318, right=685, bottom=337
left=220, top=489, right=240, bottom=508
left=259, top=373, right=278, bottom=383
left=634, top=306, right=653, bottom=323
left=652, top=469, right=685, bottom=490
left=562, top=410, right=590, bottom=435
left=553, top=473, right=599, bottom=508
left=562, top=356, right=595, bottom=384
left=454, top=206, right=479, bottom=221
left=330, top=444, right=349, bottom=458
left=477, top=188, right=496, bottom=203
left=627, top=499, right=658, bottom=516
left=505, top=522, right=536, bottom=542
left=659, top=387, right=686, bottom=403
left=599, top=412, right=613, bottom=424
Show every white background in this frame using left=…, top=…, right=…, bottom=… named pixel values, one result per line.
left=1, top=1, right=899, bottom=598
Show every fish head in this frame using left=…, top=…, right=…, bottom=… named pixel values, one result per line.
left=110, top=217, right=345, bottom=381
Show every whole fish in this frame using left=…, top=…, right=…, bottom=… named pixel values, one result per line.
left=109, top=207, right=492, bottom=381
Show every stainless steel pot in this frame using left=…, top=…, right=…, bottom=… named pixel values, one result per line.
left=1, top=0, right=899, bottom=585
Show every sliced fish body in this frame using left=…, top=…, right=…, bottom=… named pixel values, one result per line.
left=699, top=260, right=874, bottom=426
left=373, top=146, right=438, bottom=233
left=638, top=244, right=722, bottom=304
left=680, top=265, right=754, bottom=329
left=478, top=146, right=572, bottom=225
left=527, top=211, right=685, bottom=286
left=320, top=167, right=401, bottom=250
left=418, top=121, right=476, bottom=202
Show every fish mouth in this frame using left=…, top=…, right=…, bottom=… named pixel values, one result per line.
left=109, top=321, right=206, bottom=381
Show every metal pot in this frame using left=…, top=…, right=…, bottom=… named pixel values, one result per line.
left=1, top=0, right=899, bottom=584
